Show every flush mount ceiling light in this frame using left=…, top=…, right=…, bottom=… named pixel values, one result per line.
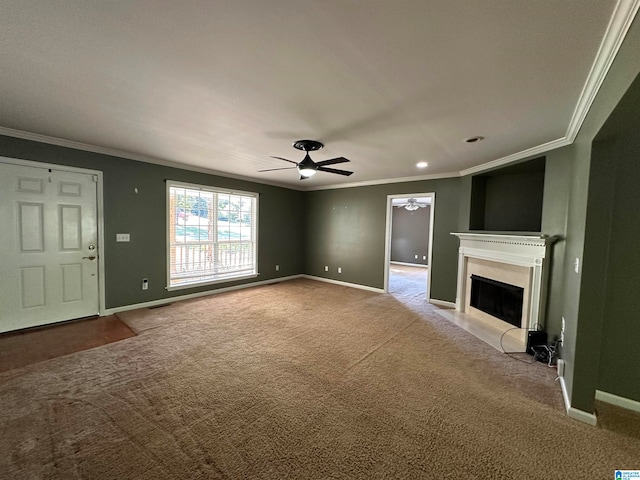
left=416, top=161, right=429, bottom=168
left=464, top=136, right=485, bottom=143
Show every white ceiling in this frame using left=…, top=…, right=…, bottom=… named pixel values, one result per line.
left=1, top=1, right=638, bottom=190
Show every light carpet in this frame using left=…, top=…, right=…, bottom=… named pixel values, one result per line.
left=1, top=278, right=638, bottom=479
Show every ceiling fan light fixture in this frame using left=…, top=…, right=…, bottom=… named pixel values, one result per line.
left=298, top=166, right=317, bottom=177
left=405, top=204, right=420, bottom=211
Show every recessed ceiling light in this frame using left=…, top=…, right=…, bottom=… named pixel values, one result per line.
left=465, top=136, right=485, bottom=143
left=416, top=161, right=429, bottom=168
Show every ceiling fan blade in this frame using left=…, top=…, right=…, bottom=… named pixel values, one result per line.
left=258, top=167, right=297, bottom=172
left=270, top=156, right=299, bottom=165
left=317, top=166, right=353, bottom=176
left=315, top=157, right=350, bottom=167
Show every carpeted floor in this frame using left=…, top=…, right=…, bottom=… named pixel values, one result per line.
left=1, top=278, right=638, bottom=479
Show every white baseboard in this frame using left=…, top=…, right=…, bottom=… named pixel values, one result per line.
left=103, top=275, right=303, bottom=315
left=596, top=390, right=640, bottom=414
left=558, top=375, right=598, bottom=426
left=300, top=275, right=385, bottom=293
left=390, top=261, right=428, bottom=268
left=429, top=299, right=456, bottom=308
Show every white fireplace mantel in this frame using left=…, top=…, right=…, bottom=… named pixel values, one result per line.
left=451, top=233, right=554, bottom=335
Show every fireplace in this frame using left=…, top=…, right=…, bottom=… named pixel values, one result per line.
left=470, top=275, right=524, bottom=327
left=448, top=233, right=553, bottom=351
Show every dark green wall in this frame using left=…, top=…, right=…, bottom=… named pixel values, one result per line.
left=589, top=71, right=640, bottom=402
left=559, top=16, right=640, bottom=412
left=469, top=160, right=545, bottom=232
left=390, top=205, right=431, bottom=265
left=305, top=179, right=461, bottom=301
left=0, top=135, right=305, bottom=309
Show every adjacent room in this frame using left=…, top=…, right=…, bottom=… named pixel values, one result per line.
left=1, top=2, right=640, bottom=478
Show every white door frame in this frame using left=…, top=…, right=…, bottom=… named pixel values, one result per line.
left=384, top=192, right=436, bottom=301
left=0, top=156, right=106, bottom=316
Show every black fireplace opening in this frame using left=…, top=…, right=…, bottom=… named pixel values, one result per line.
left=470, top=275, right=524, bottom=327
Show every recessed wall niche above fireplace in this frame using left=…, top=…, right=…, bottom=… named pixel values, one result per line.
left=450, top=233, right=554, bottom=352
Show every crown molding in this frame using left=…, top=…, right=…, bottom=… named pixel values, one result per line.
left=460, top=0, right=639, bottom=178
left=304, top=171, right=460, bottom=191
left=565, top=0, right=640, bottom=142
left=459, top=137, right=569, bottom=177
left=0, top=126, right=302, bottom=191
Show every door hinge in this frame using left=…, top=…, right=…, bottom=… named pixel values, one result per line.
left=92, top=175, right=98, bottom=182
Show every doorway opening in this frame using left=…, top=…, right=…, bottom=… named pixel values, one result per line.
left=384, top=193, right=435, bottom=301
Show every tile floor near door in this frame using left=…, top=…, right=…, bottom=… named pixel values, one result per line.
left=0, top=315, right=136, bottom=373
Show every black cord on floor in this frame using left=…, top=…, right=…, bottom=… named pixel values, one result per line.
left=500, top=327, right=539, bottom=364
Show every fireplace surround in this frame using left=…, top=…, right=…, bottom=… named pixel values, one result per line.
left=449, top=233, right=554, bottom=351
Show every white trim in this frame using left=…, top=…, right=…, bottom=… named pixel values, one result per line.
left=459, top=0, right=640, bottom=178
left=300, top=275, right=384, bottom=293
left=390, top=261, right=428, bottom=268
left=596, top=389, right=640, bottom=414
left=559, top=374, right=572, bottom=414
left=451, top=233, right=553, bottom=332
left=428, top=299, right=455, bottom=308
left=0, top=126, right=300, bottom=191
left=558, top=375, right=598, bottom=426
left=305, top=172, right=460, bottom=191
left=166, top=273, right=259, bottom=291
left=0, top=155, right=107, bottom=317
left=568, top=406, right=598, bottom=426
left=103, top=275, right=303, bottom=315
left=384, top=192, right=435, bottom=302
left=459, top=137, right=568, bottom=177
left=565, top=0, right=640, bottom=143
left=165, top=181, right=259, bottom=290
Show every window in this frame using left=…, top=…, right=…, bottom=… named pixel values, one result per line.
left=167, top=181, right=258, bottom=290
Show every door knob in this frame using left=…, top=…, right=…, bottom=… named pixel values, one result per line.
left=82, top=255, right=97, bottom=261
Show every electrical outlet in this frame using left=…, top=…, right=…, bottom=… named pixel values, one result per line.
left=275, top=264, right=279, bottom=271
left=422, top=255, right=426, bottom=260
left=116, top=233, right=130, bottom=242
left=142, top=278, right=148, bottom=290
left=414, top=254, right=418, bottom=259
left=557, top=359, right=565, bottom=377
left=337, top=267, right=342, bottom=274
left=324, top=265, right=329, bottom=272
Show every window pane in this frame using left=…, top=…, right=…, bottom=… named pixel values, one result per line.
left=168, top=183, right=257, bottom=289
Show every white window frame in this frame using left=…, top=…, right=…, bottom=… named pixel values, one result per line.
left=166, top=180, right=258, bottom=291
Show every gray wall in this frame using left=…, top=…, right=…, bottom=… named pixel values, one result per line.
left=305, top=179, right=461, bottom=302
left=557, top=16, right=640, bottom=412
left=390, top=205, right=431, bottom=265
left=590, top=71, right=640, bottom=402
left=0, top=135, right=306, bottom=309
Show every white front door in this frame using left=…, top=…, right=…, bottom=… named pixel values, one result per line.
left=0, top=161, right=100, bottom=333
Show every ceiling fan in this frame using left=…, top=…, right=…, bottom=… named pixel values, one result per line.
left=396, top=198, right=429, bottom=211
left=259, top=140, right=353, bottom=180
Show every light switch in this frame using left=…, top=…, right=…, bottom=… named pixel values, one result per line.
left=116, top=233, right=130, bottom=242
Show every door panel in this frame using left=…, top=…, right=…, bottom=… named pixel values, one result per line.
left=0, top=161, right=100, bottom=333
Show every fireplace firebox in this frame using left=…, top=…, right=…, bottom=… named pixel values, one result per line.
left=470, top=275, right=524, bottom=327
